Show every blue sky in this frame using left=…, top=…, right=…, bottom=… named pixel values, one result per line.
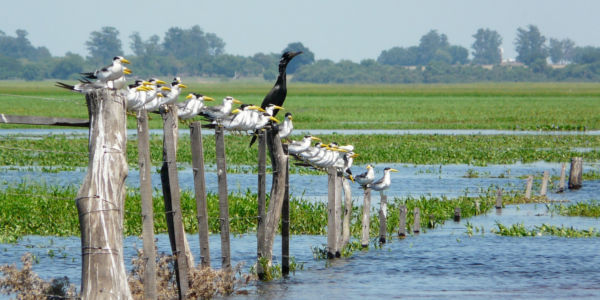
left=2, top=0, right=598, bottom=62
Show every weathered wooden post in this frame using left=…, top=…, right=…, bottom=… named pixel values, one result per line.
left=378, top=191, right=387, bottom=243
left=263, top=129, right=288, bottom=263
left=398, top=205, right=407, bottom=237
left=327, top=166, right=339, bottom=258
left=76, top=89, right=132, bottom=299
left=341, top=177, right=353, bottom=248
left=282, top=145, right=290, bottom=276
left=334, top=172, right=343, bottom=250
left=454, top=207, right=461, bottom=222
left=256, top=131, right=267, bottom=278
left=540, top=170, right=549, bottom=197
left=558, top=162, right=566, bottom=193
left=136, top=109, right=156, bottom=299
left=524, top=175, right=533, bottom=199
left=160, top=106, right=190, bottom=298
left=568, top=157, right=583, bottom=189
left=360, top=188, right=371, bottom=247
left=495, top=189, right=503, bottom=213
left=190, top=122, right=210, bottom=268
left=215, top=125, right=231, bottom=270
left=413, top=207, right=420, bottom=234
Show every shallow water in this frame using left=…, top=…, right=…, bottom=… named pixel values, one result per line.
left=1, top=202, right=599, bottom=299
left=2, top=162, right=599, bottom=204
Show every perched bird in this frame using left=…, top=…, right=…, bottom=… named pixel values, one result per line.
left=80, top=56, right=131, bottom=89
left=278, top=112, right=293, bottom=140
left=287, top=135, right=320, bottom=155
left=249, top=51, right=302, bottom=146
left=158, top=78, right=187, bottom=107
left=55, top=68, right=132, bottom=93
left=200, top=96, right=242, bottom=122
left=355, top=165, right=375, bottom=188
left=177, top=93, right=214, bottom=120
left=368, top=167, right=399, bottom=191
left=125, top=80, right=152, bottom=110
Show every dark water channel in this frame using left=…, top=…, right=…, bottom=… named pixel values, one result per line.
left=1, top=162, right=599, bottom=299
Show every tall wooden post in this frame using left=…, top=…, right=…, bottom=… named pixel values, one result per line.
left=327, top=167, right=339, bottom=258
left=76, top=89, right=131, bottom=299
left=558, top=162, right=566, bottom=193
left=360, top=188, right=371, bottom=247
left=341, top=177, right=352, bottom=248
left=334, top=173, right=343, bottom=251
left=378, top=192, right=387, bottom=243
left=413, top=207, right=420, bottom=234
left=160, top=106, right=189, bottom=298
left=215, top=126, right=231, bottom=270
left=495, top=189, right=503, bottom=214
left=190, top=122, right=210, bottom=267
left=281, top=145, right=290, bottom=276
left=540, top=171, right=549, bottom=196
left=256, top=131, right=267, bottom=278
left=263, top=129, right=287, bottom=263
left=136, top=109, right=156, bottom=299
left=398, top=205, right=407, bottom=237
left=569, top=157, right=583, bottom=189
left=524, top=175, right=533, bottom=199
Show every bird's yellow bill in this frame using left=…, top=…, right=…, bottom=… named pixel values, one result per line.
left=204, top=96, right=214, bottom=102
left=121, top=58, right=131, bottom=64
left=178, top=84, right=188, bottom=88
left=351, top=153, right=359, bottom=158
left=123, top=68, right=132, bottom=74
left=156, top=93, right=164, bottom=97
left=311, top=137, right=321, bottom=141
left=389, top=168, right=399, bottom=172
left=349, top=175, right=355, bottom=183
left=269, top=116, right=280, bottom=123
left=186, top=94, right=194, bottom=99
left=232, top=99, right=243, bottom=104
left=288, top=116, right=293, bottom=120
left=142, top=81, right=152, bottom=86
left=135, top=87, right=147, bottom=91
left=155, top=79, right=167, bottom=85
left=161, top=86, right=172, bottom=91
left=247, top=105, right=262, bottom=111
left=231, top=109, right=241, bottom=114
left=273, top=105, right=284, bottom=110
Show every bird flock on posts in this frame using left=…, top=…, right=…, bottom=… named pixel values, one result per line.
left=55, top=52, right=396, bottom=192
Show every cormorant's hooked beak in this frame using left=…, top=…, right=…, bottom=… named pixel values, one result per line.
left=289, top=51, right=303, bottom=59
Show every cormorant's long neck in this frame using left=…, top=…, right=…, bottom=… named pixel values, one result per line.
left=278, top=63, right=287, bottom=89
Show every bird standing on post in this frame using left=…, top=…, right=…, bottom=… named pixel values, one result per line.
left=249, top=51, right=302, bottom=147
left=368, top=167, right=399, bottom=191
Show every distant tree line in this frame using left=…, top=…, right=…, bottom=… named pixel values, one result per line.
left=1, top=25, right=600, bottom=83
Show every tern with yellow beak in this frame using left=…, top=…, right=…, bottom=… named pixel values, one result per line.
left=80, top=56, right=131, bottom=88
left=368, top=167, right=399, bottom=191
left=200, top=96, right=243, bottom=122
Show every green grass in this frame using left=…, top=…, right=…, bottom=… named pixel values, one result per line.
left=2, top=134, right=600, bottom=171
left=2, top=81, right=600, bottom=130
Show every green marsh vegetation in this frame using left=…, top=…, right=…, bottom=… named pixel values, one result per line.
left=2, top=134, right=600, bottom=171
left=1, top=182, right=515, bottom=243
left=491, top=223, right=600, bottom=238
left=551, top=200, right=600, bottom=218
left=1, top=81, right=600, bottom=130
